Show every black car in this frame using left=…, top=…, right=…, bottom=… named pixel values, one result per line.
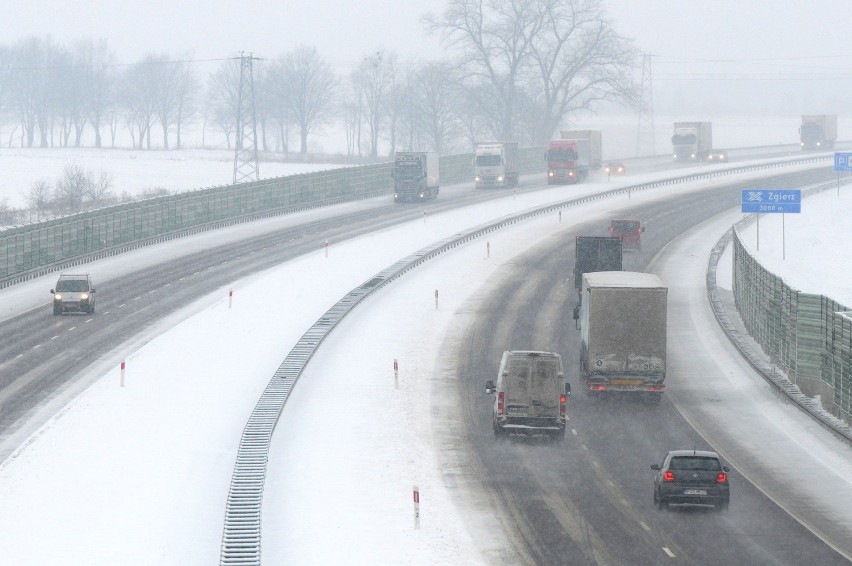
left=652, top=449, right=730, bottom=511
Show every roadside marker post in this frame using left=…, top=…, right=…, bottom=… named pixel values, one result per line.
left=393, top=358, right=399, bottom=389
left=434, top=290, right=439, bottom=310
left=120, top=361, right=126, bottom=388
left=413, top=486, right=420, bottom=529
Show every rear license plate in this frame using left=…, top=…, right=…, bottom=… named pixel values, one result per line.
left=684, top=489, right=707, bottom=495
left=612, top=379, right=642, bottom=385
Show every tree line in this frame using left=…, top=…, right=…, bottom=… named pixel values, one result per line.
left=0, top=0, right=636, bottom=159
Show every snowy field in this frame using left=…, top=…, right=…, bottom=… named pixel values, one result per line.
left=0, top=147, right=350, bottom=209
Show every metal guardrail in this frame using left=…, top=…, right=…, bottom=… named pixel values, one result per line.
left=219, top=152, right=836, bottom=564
left=706, top=179, right=852, bottom=443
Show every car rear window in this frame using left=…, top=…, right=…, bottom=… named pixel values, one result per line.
left=669, top=456, right=721, bottom=471
left=612, top=221, right=639, bottom=233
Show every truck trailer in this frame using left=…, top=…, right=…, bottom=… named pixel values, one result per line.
left=800, top=115, right=837, bottom=150
left=672, top=122, right=712, bottom=161
left=576, top=271, right=667, bottom=403
left=485, top=350, right=571, bottom=440
left=392, top=152, right=440, bottom=202
left=474, top=141, right=519, bottom=189
left=573, top=236, right=623, bottom=289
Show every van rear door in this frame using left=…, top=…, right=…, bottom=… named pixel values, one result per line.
left=504, top=354, right=561, bottom=417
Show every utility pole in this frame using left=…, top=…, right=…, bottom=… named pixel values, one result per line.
left=636, top=52, right=656, bottom=157
left=233, top=51, right=261, bottom=184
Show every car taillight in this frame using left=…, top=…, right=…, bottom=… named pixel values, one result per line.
left=663, top=471, right=675, bottom=482
left=609, top=227, right=615, bottom=233
left=560, top=394, right=567, bottom=414
left=497, top=392, right=504, bottom=416
left=636, top=227, right=641, bottom=233
left=590, top=384, right=606, bottom=391
left=716, top=472, right=728, bottom=483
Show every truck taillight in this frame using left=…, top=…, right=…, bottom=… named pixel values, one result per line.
left=560, top=394, right=567, bottom=414
left=497, top=392, right=504, bottom=415
left=609, top=227, right=614, bottom=233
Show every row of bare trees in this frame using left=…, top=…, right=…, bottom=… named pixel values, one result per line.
left=0, top=0, right=637, bottom=157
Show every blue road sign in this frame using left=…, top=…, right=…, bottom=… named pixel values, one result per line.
left=835, top=152, right=852, bottom=172
left=741, top=189, right=801, bottom=213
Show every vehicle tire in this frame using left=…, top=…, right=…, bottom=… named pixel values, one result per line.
left=716, top=500, right=729, bottom=512
left=551, top=429, right=566, bottom=442
left=493, top=422, right=507, bottom=439
left=657, top=497, right=667, bottom=511
left=53, top=307, right=61, bottom=316
left=645, top=393, right=662, bottom=405
left=88, top=305, right=95, bottom=315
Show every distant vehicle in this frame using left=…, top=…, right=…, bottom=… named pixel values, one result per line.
left=672, top=121, right=712, bottom=161
left=546, top=130, right=602, bottom=184
left=799, top=114, right=837, bottom=150
left=51, top=273, right=96, bottom=315
left=575, top=271, right=667, bottom=402
left=604, top=161, right=626, bottom=176
left=652, top=449, right=730, bottom=511
left=610, top=219, right=644, bottom=251
left=485, top=351, right=571, bottom=440
left=706, top=149, right=728, bottom=162
left=392, top=152, right=440, bottom=202
left=573, top=236, right=623, bottom=290
left=474, top=141, right=519, bottom=189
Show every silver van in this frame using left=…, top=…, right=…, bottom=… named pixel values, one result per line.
left=51, top=274, right=96, bottom=315
left=485, top=351, right=570, bottom=440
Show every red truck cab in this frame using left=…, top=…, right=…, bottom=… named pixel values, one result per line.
left=610, top=219, right=644, bottom=251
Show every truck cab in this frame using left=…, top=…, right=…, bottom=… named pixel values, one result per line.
left=610, top=219, right=644, bottom=251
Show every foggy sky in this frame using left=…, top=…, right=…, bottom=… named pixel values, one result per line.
left=5, top=0, right=851, bottom=115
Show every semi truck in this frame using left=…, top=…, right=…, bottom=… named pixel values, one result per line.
left=559, top=130, right=603, bottom=169
left=474, top=141, right=519, bottom=189
left=671, top=122, right=712, bottom=161
left=800, top=115, right=837, bottom=150
left=392, top=152, right=440, bottom=202
left=485, top=350, right=571, bottom=440
left=573, top=236, right=623, bottom=289
left=546, top=130, right=602, bottom=184
left=575, top=271, right=667, bottom=403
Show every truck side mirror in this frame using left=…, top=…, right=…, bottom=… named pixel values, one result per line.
left=485, top=380, right=495, bottom=394
left=564, top=383, right=571, bottom=396
left=573, top=305, right=580, bottom=329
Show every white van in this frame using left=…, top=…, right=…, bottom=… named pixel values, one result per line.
left=485, top=351, right=570, bottom=440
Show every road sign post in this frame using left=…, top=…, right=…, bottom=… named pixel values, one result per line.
left=741, top=189, right=802, bottom=259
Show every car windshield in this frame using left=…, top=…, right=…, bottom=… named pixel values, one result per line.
left=669, top=456, right=721, bottom=471
left=56, top=279, right=89, bottom=292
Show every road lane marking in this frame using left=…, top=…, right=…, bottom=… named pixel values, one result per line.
left=50, top=335, right=59, bottom=340
left=33, top=344, right=41, bottom=349
left=639, top=521, right=650, bottom=532
left=663, top=547, right=676, bottom=558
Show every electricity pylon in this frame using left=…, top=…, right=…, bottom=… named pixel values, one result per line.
left=233, top=51, right=261, bottom=184
left=636, top=52, right=656, bottom=157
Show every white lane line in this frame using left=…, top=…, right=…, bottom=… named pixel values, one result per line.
left=50, top=335, right=59, bottom=340
left=663, top=547, right=676, bottom=558
left=639, top=521, right=651, bottom=532
left=68, top=327, right=76, bottom=331
left=571, top=429, right=578, bottom=436
left=33, top=344, right=41, bottom=349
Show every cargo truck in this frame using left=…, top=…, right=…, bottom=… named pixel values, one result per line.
left=671, top=122, right=712, bottom=161
left=573, top=236, right=623, bottom=289
left=485, top=350, right=571, bottom=440
left=559, top=130, right=603, bottom=169
left=474, top=141, right=519, bottom=189
left=546, top=130, right=602, bottom=183
left=800, top=115, right=837, bottom=150
left=575, top=271, right=667, bottom=403
left=392, top=151, right=440, bottom=202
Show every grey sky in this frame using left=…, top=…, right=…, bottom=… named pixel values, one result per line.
left=4, top=0, right=850, bottom=114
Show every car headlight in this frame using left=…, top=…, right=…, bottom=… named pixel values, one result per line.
left=54, top=293, right=62, bottom=301
left=497, top=175, right=504, bottom=182
left=475, top=176, right=481, bottom=182
left=548, top=170, right=554, bottom=177
left=80, top=293, right=89, bottom=300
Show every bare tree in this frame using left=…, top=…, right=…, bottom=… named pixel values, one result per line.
left=75, top=39, right=115, bottom=149
left=122, top=53, right=165, bottom=149
left=26, top=178, right=52, bottom=220
left=527, top=0, right=636, bottom=142
left=274, top=46, right=338, bottom=154
left=53, top=164, right=89, bottom=213
left=411, top=61, right=464, bottom=153
left=351, top=50, right=394, bottom=159
left=425, top=0, right=546, bottom=141
left=173, top=56, right=200, bottom=150
left=206, top=59, right=241, bottom=149
left=84, top=169, right=114, bottom=207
